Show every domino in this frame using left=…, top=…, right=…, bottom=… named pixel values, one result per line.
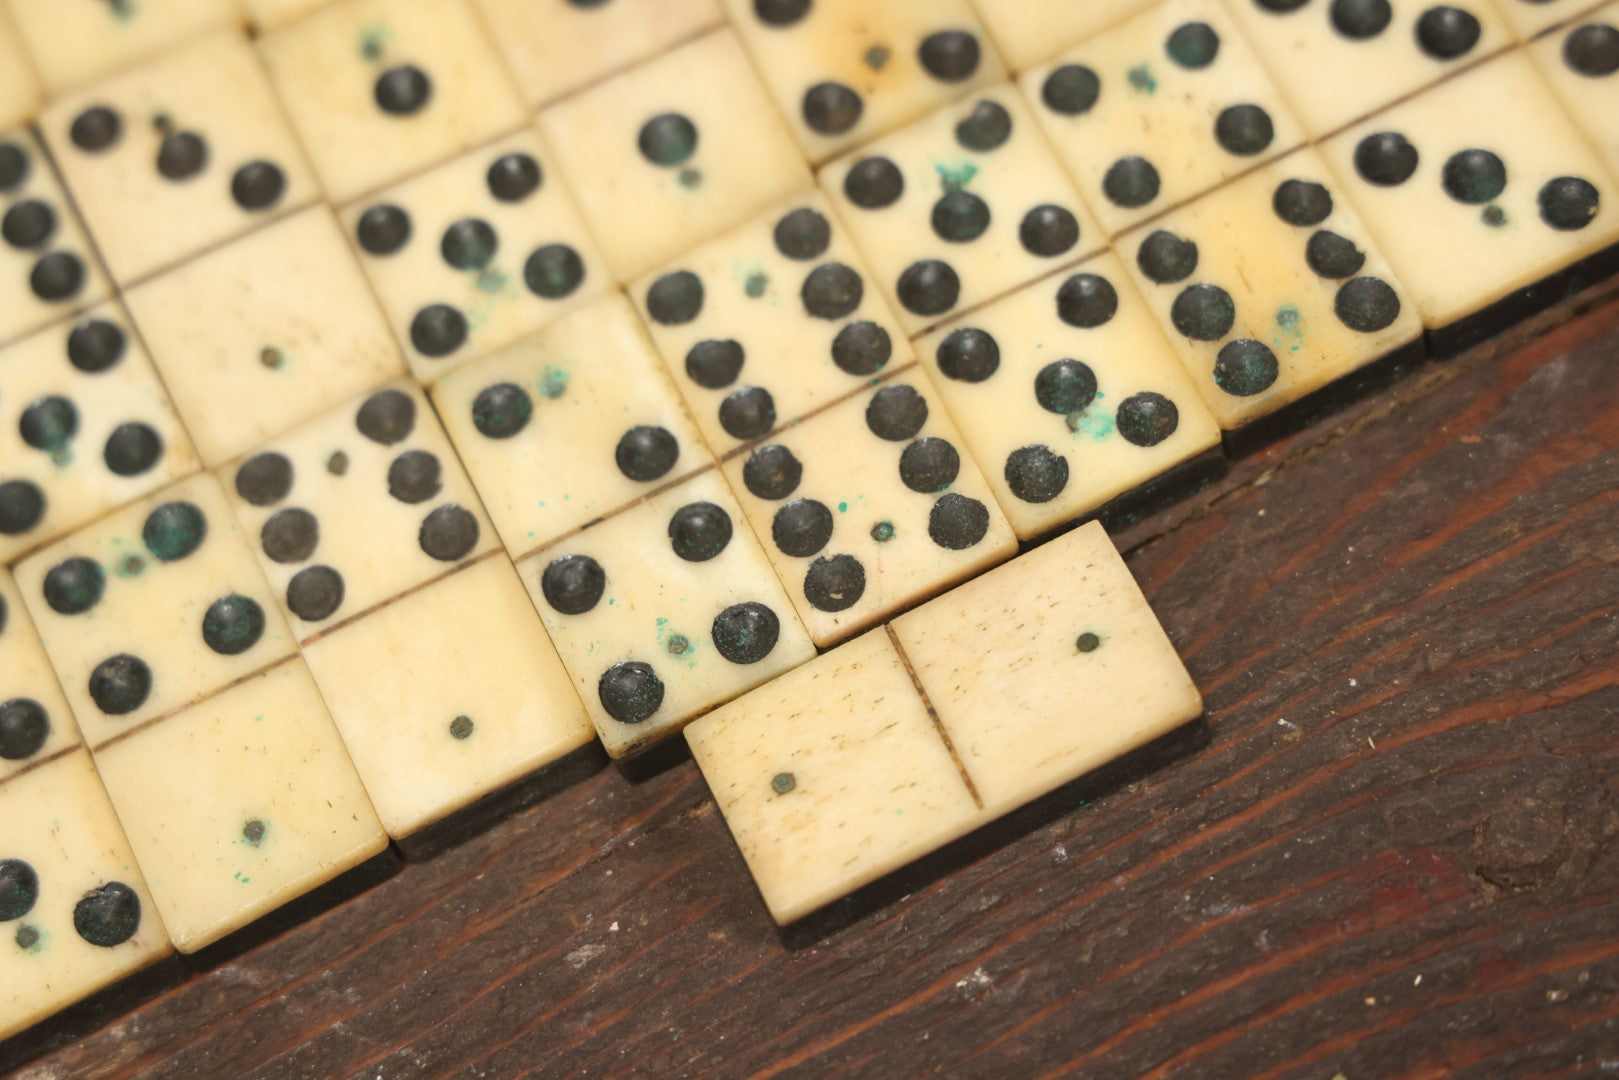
left=1022, top=0, right=1307, bottom=237
left=341, top=130, right=610, bottom=383
left=3, top=0, right=241, bottom=96
left=470, top=0, right=723, bottom=109
left=1320, top=51, right=1619, bottom=356
left=720, top=0, right=1006, bottom=164
left=15, top=475, right=388, bottom=953
left=0, top=568, right=79, bottom=783
left=39, top=31, right=319, bottom=285
left=1222, top=0, right=1512, bottom=139
left=720, top=367, right=1016, bottom=648
left=631, top=192, right=915, bottom=456
left=0, top=749, right=171, bottom=1041
left=14, top=475, right=298, bottom=751
left=0, top=7, right=40, bottom=131
left=1489, top=0, right=1607, bottom=41
left=967, top=0, right=1157, bottom=73
left=537, top=29, right=809, bottom=283
left=518, top=470, right=814, bottom=759
left=124, top=206, right=406, bottom=467
left=260, top=0, right=526, bottom=204
left=688, top=520, right=1202, bottom=924
left=0, top=128, right=112, bottom=346
left=432, top=294, right=709, bottom=561
left=914, top=252, right=1222, bottom=540
left=1529, top=6, right=1619, bottom=185
left=685, top=628, right=982, bottom=925
left=819, top=83, right=1102, bottom=337
left=1119, top=149, right=1425, bottom=438
left=0, top=301, right=199, bottom=565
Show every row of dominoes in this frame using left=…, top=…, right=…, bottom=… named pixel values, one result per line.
left=3, top=0, right=1619, bottom=1049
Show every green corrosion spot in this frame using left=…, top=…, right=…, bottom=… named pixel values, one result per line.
left=14, top=924, right=41, bottom=951
left=538, top=366, right=569, bottom=399
left=1273, top=305, right=1305, bottom=354
left=241, top=819, right=267, bottom=847
left=234, top=872, right=251, bottom=885
left=1067, top=410, right=1114, bottom=440
left=838, top=501, right=848, bottom=513
left=1127, top=63, right=1157, bottom=94
left=475, top=270, right=508, bottom=295
left=1076, top=632, right=1102, bottom=653
left=1482, top=204, right=1507, bottom=228
left=115, top=554, right=144, bottom=578
left=771, top=772, right=796, bottom=795
left=666, top=634, right=690, bottom=656
left=935, top=161, right=979, bottom=193
left=870, top=521, right=895, bottom=543
left=744, top=270, right=768, bottom=298
left=358, top=24, right=391, bottom=61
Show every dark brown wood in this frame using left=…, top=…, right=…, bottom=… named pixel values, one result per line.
left=9, top=296, right=1619, bottom=1078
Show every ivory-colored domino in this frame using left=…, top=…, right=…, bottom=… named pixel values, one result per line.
left=719, top=0, right=1006, bottom=163
left=968, top=0, right=1157, bottom=72
left=1487, top=0, right=1605, bottom=41
left=91, top=659, right=387, bottom=952
left=223, top=381, right=497, bottom=643
left=1120, top=149, right=1423, bottom=431
left=915, top=252, right=1221, bottom=539
left=1320, top=52, right=1619, bottom=340
left=40, top=32, right=319, bottom=285
left=340, top=130, right=611, bottom=383
left=125, top=206, right=405, bottom=467
left=470, top=0, right=723, bottom=108
left=892, top=519, right=1202, bottom=816
left=0, top=302, right=200, bottom=565
left=518, top=470, right=814, bottom=758
left=631, top=192, right=916, bottom=456
left=0, top=568, right=80, bottom=784
left=431, top=294, right=709, bottom=560
left=302, top=554, right=594, bottom=837
left=0, top=128, right=112, bottom=347
left=1222, top=0, right=1511, bottom=139
left=0, top=749, right=171, bottom=1041
left=241, top=0, right=338, bottom=31
left=819, top=83, right=1101, bottom=336
left=537, top=29, right=809, bottom=282
left=685, top=629, right=981, bottom=924
left=721, top=367, right=1016, bottom=648
left=14, top=474, right=297, bottom=752
left=1022, top=0, right=1306, bottom=237
left=0, top=7, right=40, bottom=131
left=3, top=0, right=241, bottom=95
left=1529, top=6, right=1619, bottom=183
left=260, top=0, right=526, bottom=204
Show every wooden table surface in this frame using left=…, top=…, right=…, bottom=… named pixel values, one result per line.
left=8, top=289, right=1619, bottom=1078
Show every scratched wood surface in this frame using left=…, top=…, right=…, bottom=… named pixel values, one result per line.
left=8, top=292, right=1619, bottom=1077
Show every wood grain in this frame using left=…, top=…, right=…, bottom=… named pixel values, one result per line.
left=9, top=296, right=1619, bottom=1078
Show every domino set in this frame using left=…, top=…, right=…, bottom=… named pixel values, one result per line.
left=3, top=0, right=1618, bottom=1049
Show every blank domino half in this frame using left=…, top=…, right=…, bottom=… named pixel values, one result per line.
left=687, top=520, right=1203, bottom=924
